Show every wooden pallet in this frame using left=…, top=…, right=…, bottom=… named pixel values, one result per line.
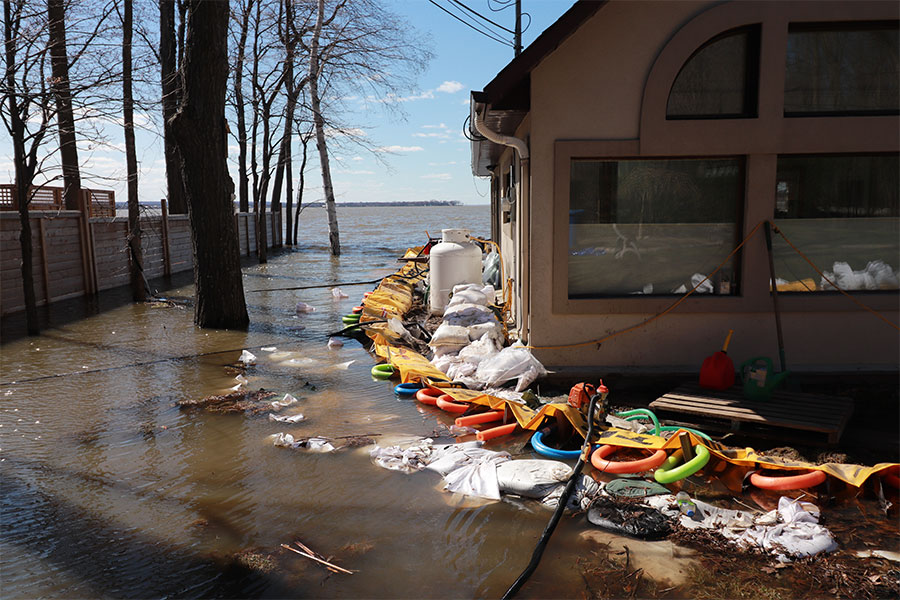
left=649, top=382, right=854, bottom=444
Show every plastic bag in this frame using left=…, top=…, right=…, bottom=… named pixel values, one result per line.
left=587, top=496, right=674, bottom=539
left=295, top=301, right=316, bottom=314
left=239, top=350, right=257, bottom=366
left=483, top=250, right=501, bottom=288
left=475, top=341, right=547, bottom=391
left=331, top=287, right=349, bottom=299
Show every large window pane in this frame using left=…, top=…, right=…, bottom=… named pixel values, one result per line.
left=569, top=158, right=742, bottom=298
left=784, top=24, right=899, bottom=115
left=667, top=26, right=760, bottom=119
left=774, top=154, right=900, bottom=291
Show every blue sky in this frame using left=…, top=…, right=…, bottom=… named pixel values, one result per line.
left=1, top=0, right=576, bottom=207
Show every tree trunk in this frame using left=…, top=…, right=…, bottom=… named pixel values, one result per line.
left=284, top=135, right=292, bottom=246
left=5, top=0, right=40, bottom=335
left=172, top=0, right=248, bottom=329
left=233, top=0, right=252, bottom=213
left=309, top=0, right=340, bottom=256
left=293, top=132, right=309, bottom=245
left=160, top=0, right=186, bottom=213
left=47, top=0, right=82, bottom=211
left=123, top=0, right=145, bottom=302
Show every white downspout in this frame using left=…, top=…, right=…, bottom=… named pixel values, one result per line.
left=474, top=106, right=530, bottom=342
left=473, top=107, right=529, bottom=161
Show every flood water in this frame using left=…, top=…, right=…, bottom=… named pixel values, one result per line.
left=0, top=205, right=607, bottom=599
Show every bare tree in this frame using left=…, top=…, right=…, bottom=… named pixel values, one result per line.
left=172, top=0, right=248, bottom=329
left=291, top=118, right=313, bottom=245
left=303, top=0, right=431, bottom=256
left=120, top=0, right=146, bottom=301
left=229, top=0, right=253, bottom=213
left=47, top=0, right=81, bottom=210
left=159, top=0, right=186, bottom=213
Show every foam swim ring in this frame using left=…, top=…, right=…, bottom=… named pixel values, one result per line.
left=394, top=382, right=422, bottom=396
left=415, top=387, right=442, bottom=406
left=653, top=445, right=710, bottom=484
left=749, top=469, right=827, bottom=491
left=591, top=444, right=668, bottom=474
left=436, top=394, right=469, bottom=414
left=455, top=410, right=504, bottom=427
left=531, top=428, right=584, bottom=460
left=371, top=363, right=395, bottom=379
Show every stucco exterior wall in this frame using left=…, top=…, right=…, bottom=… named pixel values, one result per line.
left=520, top=0, right=899, bottom=372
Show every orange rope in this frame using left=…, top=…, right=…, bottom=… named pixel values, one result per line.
left=772, top=224, right=899, bottom=332
left=525, top=220, right=766, bottom=350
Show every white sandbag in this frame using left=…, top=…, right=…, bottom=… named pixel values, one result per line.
left=239, top=350, right=257, bottom=366
left=430, top=323, right=470, bottom=347
left=466, top=321, right=504, bottom=343
left=446, top=360, right=477, bottom=380
left=496, top=459, right=573, bottom=498
left=448, top=283, right=495, bottom=307
left=540, top=474, right=602, bottom=510
left=458, top=336, right=501, bottom=364
left=475, top=341, right=547, bottom=390
left=823, top=261, right=874, bottom=291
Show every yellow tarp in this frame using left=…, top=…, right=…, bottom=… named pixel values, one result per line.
left=361, top=250, right=898, bottom=489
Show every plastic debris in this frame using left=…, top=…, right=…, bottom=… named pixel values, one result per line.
left=295, top=301, right=316, bottom=314
left=331, top=287, right=349, bottom=299
left=239, top=350, right=257, bottom=366
left=605, top=478, right=670, bottom=498
left=587, top=496, right=674, bottom=540
left=676, top=491, right=697, bottom=517
left=269, top=413, right=305, bottom=423
left=271, top=393, right=298, bottom=409
left=261, top=346, right=277, bottom=352
left=273, top=433, right=335, bottom=452
left=328, top=337, right=344, bottom=348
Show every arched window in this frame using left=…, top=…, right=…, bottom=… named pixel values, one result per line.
left=666, top=25, right=760, bottom=119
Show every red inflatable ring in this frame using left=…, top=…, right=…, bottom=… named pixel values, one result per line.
left=436, top=394, right=469, bottom=414
left=749, top=470, right=827, bottom=491
left=590, top=444, right=668, bottom=474
left=415, top=387, right=442, bottom=406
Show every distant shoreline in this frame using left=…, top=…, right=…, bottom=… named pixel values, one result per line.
left=121, top=200, right=467, bottom=209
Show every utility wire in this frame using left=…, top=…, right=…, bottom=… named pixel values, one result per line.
left=449, top=0, right=514, bottom=33
left=427, top=0, right=514, bottom=47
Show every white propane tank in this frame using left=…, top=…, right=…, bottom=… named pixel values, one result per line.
left=429, top=228, right=482, bottom=315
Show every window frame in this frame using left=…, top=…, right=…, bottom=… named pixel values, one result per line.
left=553, top=1, right=899, bottom=316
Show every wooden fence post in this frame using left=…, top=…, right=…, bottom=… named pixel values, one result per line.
left=77, top=193, right=94, bottom=295
left=160, top=198, right=171, bottom=276
left=245, top=214, right=251, bottom=256
left=38, top=217, right=50, bottom=304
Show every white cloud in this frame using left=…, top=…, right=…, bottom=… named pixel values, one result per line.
left=351, top=156, right=364, bottom=161
left=420, top=173, right=452, bottom=180
left=428, top=161, right=457, bottom=166
left=422, top=123, right=449, bottom=130
left=337, top=169, right=375, bottom=175
left=374, top=145, right=424, bottom=153
left=461, top=98, right=471, bottom=105
left=436, top=81, right=464, bottom=94
left=412, top=132, right=447, bottom=138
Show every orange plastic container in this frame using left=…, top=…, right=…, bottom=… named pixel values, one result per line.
left=699, top=330, right=735, bottom=390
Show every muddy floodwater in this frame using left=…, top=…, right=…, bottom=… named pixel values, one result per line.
left=2, top=206, right=897, bottom=599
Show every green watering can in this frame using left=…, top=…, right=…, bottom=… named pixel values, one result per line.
left=739, top=356, right=789, bottom=401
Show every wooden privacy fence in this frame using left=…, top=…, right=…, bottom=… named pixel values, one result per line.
left=0, top=198, right=282, bottom=316
left=0, top=184, right=116, bottom=217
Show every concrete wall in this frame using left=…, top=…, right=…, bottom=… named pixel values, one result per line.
left=516, top=0, right=899, bottom=372
left=1, top=210, right=279, bottom=316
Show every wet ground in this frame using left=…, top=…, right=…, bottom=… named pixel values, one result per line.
left=2, top=206, right=898, bottom=599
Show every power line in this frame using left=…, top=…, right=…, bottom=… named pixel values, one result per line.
left=449, top=0, right=514, bottom=34
left=427, top=0, right=514, bottom=48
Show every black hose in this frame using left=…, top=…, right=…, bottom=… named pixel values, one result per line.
left=501, top=393, right=603, bottom=599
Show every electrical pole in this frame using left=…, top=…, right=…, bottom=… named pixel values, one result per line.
left=514, top=0, right=522, bottom=55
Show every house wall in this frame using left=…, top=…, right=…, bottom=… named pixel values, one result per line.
left=522, top=0, right=899, bottom=372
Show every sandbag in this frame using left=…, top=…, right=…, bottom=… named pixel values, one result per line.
left=430, top=323, right=470, bottom=347
left=496, top=459, right=572, bottom=498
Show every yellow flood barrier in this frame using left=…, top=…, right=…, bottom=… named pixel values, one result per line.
left=361, top=250, right=898, bottom=489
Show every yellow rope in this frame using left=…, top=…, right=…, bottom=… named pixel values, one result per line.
left=524, top=220, right=766, bottom=350
left=772, top=224, right=900, bottom=332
